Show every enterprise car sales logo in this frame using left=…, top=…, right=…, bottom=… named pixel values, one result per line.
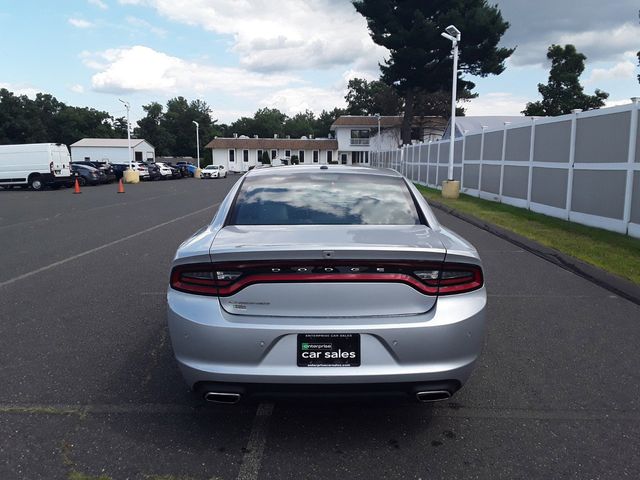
left=301, top=342, right=332, bottom=350
left=301, top=342, right=357, bottom=359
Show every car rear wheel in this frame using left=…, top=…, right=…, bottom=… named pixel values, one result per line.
left=29, top=175, right=43, bottom=191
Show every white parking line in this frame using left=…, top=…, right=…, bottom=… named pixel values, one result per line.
left=236, top=403, right=274, bottom=480
left=0, top=203, right=219, bottom=289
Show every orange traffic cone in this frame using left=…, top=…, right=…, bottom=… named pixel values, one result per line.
left=117, top=178, right=125, bottom=194
left=73, top=178, right=81, bottom=194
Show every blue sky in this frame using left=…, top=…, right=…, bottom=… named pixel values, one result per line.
left=1, top=0, right=638, bottom=125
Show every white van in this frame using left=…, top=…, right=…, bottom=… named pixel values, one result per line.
left=0, top=143, right=73, bottom=190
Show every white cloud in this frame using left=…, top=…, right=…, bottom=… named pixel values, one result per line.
left=88, top=0, right=108, bottom=9
left=260, top=86, right=347, bottom=116
left=465, top=92, right=529, bottom=116
left=116, top=0, right=387, bottom=73
left=604, top=98, right=636, bottom=108
left=83, top=45, right=298, bottom=95
left=0, top=83, right=39, bottom=98
left=70, top=84, right=85, bottom=93
left=586, top=59, right=636, bottom=85
left=68, top=17, right=94, bottom=28
left=125, top=15, right=166, bottom=37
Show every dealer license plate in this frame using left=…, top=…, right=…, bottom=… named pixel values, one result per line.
left=297, top=333, right=360, bottom=367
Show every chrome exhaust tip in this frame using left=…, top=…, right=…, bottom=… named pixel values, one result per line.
left=204, top=392, right=241, bottom=404
left=416, top=390, right=451, bottom=402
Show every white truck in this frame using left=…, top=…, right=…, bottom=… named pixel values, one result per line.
left=0, top=143, right=74, bottom=190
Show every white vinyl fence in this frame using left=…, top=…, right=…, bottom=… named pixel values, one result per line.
left=371, top=99, right=640, bottom=239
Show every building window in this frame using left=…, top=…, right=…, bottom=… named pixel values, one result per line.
left=229, top=149, right=235, bottom=162
left=327, top=151, right=332, bottom=163
left=350, top=129, right=370, bottom=146
left=271, top=149, right=277, bottom=159
left=364, top=151, right=369, bottom=163
left=313, top=150, right=319, bottom=163
left=341, top=153, right=347, bottom=165
left=285, top=150, right=291, bottom=158
left=257, top=150, right=263, bottom=162
left=299, top=150, right=305, bottom=163
left=243, top=150, right=249, bottom=162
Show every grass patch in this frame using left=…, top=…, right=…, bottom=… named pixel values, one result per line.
left=416, top=184, right=640, bottom=285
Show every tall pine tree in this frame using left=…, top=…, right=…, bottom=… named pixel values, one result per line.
left=353, top=0, right=513, bottom=144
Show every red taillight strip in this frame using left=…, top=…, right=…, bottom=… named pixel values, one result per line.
left=169, top=261, right=483, bottom=297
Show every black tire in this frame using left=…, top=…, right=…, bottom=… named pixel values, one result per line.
left=78, top=177, right=87, bottom=187
left=29, top=175, right=44, bottom=191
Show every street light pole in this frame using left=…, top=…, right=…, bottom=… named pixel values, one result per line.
left=441, top=25, right=461, bottom=181
left=441, top=25, right=461, bottom=198
left=192, top=121, right=200, bottom=169
left=119, top=99, right=132, bottom=170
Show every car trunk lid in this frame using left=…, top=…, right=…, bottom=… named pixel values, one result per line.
left=209, top=225, right=446, bottom=317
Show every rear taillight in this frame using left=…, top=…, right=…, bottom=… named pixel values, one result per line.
left=436, top=264, right=483, bottom=295
left=170, top=261, right=483, bottom=297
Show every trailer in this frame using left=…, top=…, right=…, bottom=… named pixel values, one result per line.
left=0, top=143, right=74, bottom=190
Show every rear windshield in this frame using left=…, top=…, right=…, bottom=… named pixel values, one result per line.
left=229, top=171, right=422, bottom=225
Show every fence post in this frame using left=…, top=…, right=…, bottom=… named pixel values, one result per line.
left=499, top=122, right=510, bottom=201
left=623, top=98, right=640, bottom=233
left=565, top=109, right=581, bottom=221
left=461, top=130, right=467, bottom=191
left=435, top=142, right=441, bottom=188
left=417, top=143, right=422, bottom=185
left=411, top=144, right=416, bottom=181
left=478, top=125, right=487, bottom=197
left=427, top=141, right=432, bottom=187
left=527, top=118, right=536, bottom=209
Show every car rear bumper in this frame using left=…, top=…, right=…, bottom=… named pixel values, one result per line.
left=167, top=288, right=486, bottom=392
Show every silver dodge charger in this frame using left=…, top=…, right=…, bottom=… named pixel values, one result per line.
left=167, top=166, right=486, bottom=403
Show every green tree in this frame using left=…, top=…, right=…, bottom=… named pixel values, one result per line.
left=135, top=102, right=174, bottom=156
left=522, top=44, right=609, bottom=116
left=314, top=108, right=347, bottom=138
left=138, top=97, right=221, bottom=157
left=261, top=150, right=271, bottom=164
left=284, top=110, right=316, bottom=138
left=345, top=78, right=403, bottom=116
left=112, top=117, right=129, bottom=139
left=353, top=0, right=513, bottom=144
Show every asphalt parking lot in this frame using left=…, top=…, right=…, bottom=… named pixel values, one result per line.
left=1, top=177, right=639, bottom=480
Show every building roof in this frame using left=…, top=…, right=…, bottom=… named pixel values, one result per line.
left=205, top=137, right=338, bottom=150
left=442, top=116, right=538, bottom=139
left=330, top=115, right=447, bottom=131
left=70, top=138, right=153, bottom=148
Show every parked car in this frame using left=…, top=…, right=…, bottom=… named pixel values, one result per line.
left=71, top=164, right=106, bottom=186
left=176, top=161, right=197, bottom=177
left=0, top=143, right=74, bottom=190
left=155, top=162, right=174, bottom=179
left=112, top=164, right=128, bottom=180
left=72, top=161, right=116, bottom=183
left=168, top=162, right=189, bottom=178
left=142, top=162, right=163, bottom=181
left=167, top=166, right=486, bottom=404
left=132, top=162, right=150, bottom=180
left=200, top=164, right=224, bottom=179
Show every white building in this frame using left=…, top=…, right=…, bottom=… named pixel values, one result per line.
left=204, top=115, right=446, bottom=171
left=70, top=138, right=156, bottom=165
left=329, top=115, right=447, bottom=165
left=206, top=136, right=338, bottom=172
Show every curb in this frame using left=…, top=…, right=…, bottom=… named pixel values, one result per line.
left=427, top=198, right=640, bottom=307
